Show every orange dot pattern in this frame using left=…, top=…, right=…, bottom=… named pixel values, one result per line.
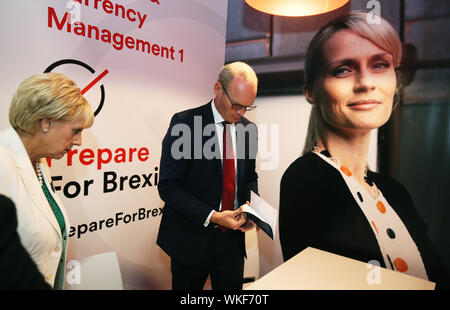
left=394, top=258, right=409, bottom=272
left=319, top=151, right=417, bottom=279
left=376, top=201, right=386, bottom=214
left=340, top=166, right=352, bottom=176
left=371, top=221, right=379, bottom=234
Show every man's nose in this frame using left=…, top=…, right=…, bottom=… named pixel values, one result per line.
left=237, top=107, right=246, bottom=116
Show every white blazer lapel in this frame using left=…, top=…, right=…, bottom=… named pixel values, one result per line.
left=40, top=160, right=70, bottom=233
left=6, top=128, right=62, bottom=237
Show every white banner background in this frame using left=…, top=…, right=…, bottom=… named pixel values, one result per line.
left=0, top=0, right=227, bottom=289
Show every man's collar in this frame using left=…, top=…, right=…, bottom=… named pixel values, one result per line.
left=211, top=99, right=225, bottom=124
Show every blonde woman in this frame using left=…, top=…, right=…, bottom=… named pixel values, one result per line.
left=0, top=73, right=94, bottom=289
left=279, top=12, right=449, bottom=288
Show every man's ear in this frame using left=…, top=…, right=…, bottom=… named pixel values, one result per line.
left=213, top=81, right=222, bottom=97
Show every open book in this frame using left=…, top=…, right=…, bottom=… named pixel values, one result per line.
left=242, top=191, right=278, bottom=240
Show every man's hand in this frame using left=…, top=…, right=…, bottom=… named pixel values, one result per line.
left=238, top=217, right=255, bottom=232
left=238, top=201, right=256, bottom=232
left=210, top=207, right=245, bottom=230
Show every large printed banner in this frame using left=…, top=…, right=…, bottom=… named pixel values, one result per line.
left=0, top=0, right=228, bottom=289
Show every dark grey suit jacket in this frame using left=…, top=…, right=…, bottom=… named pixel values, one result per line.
left=157, top=102, right=258, bottom=265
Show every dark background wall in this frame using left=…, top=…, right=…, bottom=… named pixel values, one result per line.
left=226, top=0, right=450, bottom=281
left=397, top=0, right=450, bottom=277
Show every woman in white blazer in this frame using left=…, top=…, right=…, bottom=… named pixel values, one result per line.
left=0, top=73, right=94, bottom=289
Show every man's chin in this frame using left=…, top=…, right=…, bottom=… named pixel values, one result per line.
left=228, top=116, right=241, bottom=124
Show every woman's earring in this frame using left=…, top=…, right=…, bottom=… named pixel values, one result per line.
left=43, top=128, right=48, bottom=133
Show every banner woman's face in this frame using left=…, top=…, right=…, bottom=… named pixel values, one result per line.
left=314, top=29, right=397, bottom=134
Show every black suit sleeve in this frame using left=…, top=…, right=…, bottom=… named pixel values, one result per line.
left=246, top=159, right=258, bottom=199
left=0, top=194, right=51, bottom=290
left=157, top=113, right=214, bottom=226
left=240, top=121, right=258, bottom=202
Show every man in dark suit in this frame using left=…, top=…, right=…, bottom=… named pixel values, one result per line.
left=0, top=194, right=51, bottom=289
left=157, top=62, right=259, bottom=290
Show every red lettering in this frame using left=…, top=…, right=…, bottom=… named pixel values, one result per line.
left=138, top=148, right=149, bottom=161
left=129, top=148, right=137, bottom=162
left=94, top=0, right=102, bottom=9
left=48, top=3, right=177, bottom=61
left=74, top=22, right=85, bottom=36
left=49, top=146, right=150, bottom=169
left=98, top=148, right=112, bottom=170
left=152, top=44, right=160, bottom=56
left=126, top=9, right=137, bottom=22
left=48, top=6, right=69, bottom=30
left=114, top=148, right=126, bottom=163
left=136, top=39, right=151, bottom=53
left=80, top=149, right=94, bottom=165
left=103, top=0, right=114, bottom=13
left=67, top=149, right=78, bottom=166
left=115, top=3, right=126, bottom=19
left=125, top=36, right=135, bottom=49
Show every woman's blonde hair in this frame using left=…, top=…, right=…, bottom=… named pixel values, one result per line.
left=302, top=11, right=402, bottom=154
left=9, top=72, right=94, bottom=136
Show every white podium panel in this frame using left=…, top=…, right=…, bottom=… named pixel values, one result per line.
left=65, top=251, right=123, bottom=290
left=246, top=247, right=435, bottom=290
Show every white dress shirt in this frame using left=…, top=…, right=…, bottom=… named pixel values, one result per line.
left=204, top=100, right=238, bottom=226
